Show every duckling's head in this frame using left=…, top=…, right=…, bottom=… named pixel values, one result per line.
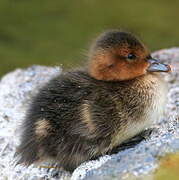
left=88, top=30, right=171, bottom=81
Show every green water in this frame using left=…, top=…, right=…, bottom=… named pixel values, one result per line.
left=0, top=0, right=179, bottom=77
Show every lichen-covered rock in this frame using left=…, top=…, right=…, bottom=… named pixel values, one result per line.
left=0, top=48, right=179, bottom=180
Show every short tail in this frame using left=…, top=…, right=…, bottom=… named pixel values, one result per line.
left=14, top=140, right=40, bottom=167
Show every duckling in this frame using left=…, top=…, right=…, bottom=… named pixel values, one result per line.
left=16, top=30, right=171, bottom=172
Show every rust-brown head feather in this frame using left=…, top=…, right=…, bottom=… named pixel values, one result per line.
left=88, top=30, right=170, bottom=81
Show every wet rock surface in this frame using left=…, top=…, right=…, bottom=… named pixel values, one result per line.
left=0, top=48, right=179, bottom=180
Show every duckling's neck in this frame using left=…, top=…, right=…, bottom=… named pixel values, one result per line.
left=109, top=73, right=168, bottom=148
left=109, top=72, right=166, bottom=99
left=138, top=72, right=168, bottom=115
left=121, top=72, right=167, bottom=112
left=130, top=73, right=166, bottom=95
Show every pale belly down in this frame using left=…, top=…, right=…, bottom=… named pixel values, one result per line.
left=110, top=83, right=167, bottom=150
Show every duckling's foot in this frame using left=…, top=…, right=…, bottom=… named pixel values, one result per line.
left=110, top=129, right=153, bottom=154
left=40, top=163, right=61, bottom=173
left=138, top=128, right=153, bottom=140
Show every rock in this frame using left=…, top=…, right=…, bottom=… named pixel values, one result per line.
left=0, top=48, right=179, bottom=180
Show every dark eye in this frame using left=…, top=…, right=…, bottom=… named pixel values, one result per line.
left=127, top=54, right=136, bottom=60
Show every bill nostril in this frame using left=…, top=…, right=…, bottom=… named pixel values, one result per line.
left=147, top=59, right=158, bottom=64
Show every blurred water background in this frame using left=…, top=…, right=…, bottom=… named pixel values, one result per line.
left=0, top=0, right=179, bottom=77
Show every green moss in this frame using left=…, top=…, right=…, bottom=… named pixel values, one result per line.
left=154, top=153, right=179, bottom=180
